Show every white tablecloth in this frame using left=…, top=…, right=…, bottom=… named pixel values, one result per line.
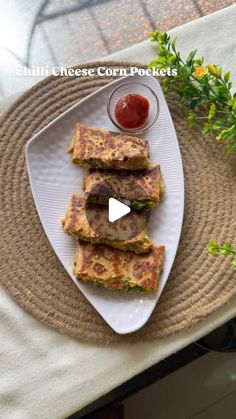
left=1, top=5, right=236, bottom=419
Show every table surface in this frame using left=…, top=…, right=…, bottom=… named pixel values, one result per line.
left=1, top=5, right=236, bottom=419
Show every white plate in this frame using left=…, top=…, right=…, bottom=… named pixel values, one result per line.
left=26, top=74, right=184, bottom=334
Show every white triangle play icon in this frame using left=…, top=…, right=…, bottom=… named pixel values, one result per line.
left=108, top=197, right=131, bottom=222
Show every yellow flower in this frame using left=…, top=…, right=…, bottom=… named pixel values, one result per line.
left=207, top=64, right=217, bottom=76
left=193, top=66, right=207, bottom=78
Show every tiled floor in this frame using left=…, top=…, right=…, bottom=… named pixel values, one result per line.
left=124, top=351, right=236, bottom=419
left=0, top=0, right=234, bottom=99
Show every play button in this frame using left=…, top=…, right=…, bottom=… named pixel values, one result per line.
left=84, top=176, right=150, bottom=241
left=108, top=198, right=130, bottom=222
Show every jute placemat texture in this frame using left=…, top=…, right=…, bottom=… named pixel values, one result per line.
left=0, top=62, right=235, bottom=344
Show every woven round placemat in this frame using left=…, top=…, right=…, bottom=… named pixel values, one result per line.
left=0, top=61, right=235, bottom=344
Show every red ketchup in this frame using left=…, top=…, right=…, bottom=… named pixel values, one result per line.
left=115, top=93, right=149, bottom=129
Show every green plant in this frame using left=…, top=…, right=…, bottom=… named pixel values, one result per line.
left=208, top=240, right=236, bottom=269
left=149, top=31, right=236, bottom=270
left=149, top=30, right=236, bottom=153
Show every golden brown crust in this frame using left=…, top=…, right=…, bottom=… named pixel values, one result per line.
left=74, top=241, right=165, bottom=292
left=68, top=123, right=150, bottom=170
left=83, top=164, right=164, bottom=208
left=62, top=194, right=153, bottom=254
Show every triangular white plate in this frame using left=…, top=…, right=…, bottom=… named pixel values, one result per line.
left=26, top=74, right=184, bottom=334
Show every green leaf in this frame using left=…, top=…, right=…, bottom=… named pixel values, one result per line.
left=216, top=66, right=223, bottom=77
left=219, top=242, right=235, bottom=256
left=195, top=58, right=204, bottom=66
left=187, top=49, right=198, bottom=65
left=148, top=59, right=159, bottom=69
left=207, top=240, right=219, bottom=255
left=169, top=55, right=177, bottom=64
left=148, top=30, right=236, bottom=154
left=203, top=123, right=214, bottom=136
left=171, top=38, right=177, bottom=51
left=150, top=30, right=160, bottom=42
left=162, top=78, right=170, bottom=93
left=224, top=71, right=231, bottom=83
left=158, top=32, right=169, bottom=46
left=208, top=241, right=236, bottom=270
left=182, top=84, right=199, bottom=99
left=190, top=98, right=203, bottom=109
left=211, top=121, right=223, bottom=131
left=179, top=65, right=191, bottom=80
left=208, top=103, right=216, bottom=120
left=226, top=142, right=236, bottom=153
left=216, top=125, right=236, bottom=141
left=187, top=113, right=197, bottom=127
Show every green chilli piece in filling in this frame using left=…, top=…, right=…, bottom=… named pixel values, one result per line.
left=85, top=158, right=97, bottom=168
left=91, top=278, right=144, bottom=292
left=129, top=284, right=144, bottom=292
left=131, top=199, right=155, bottom=210
left=122, top=279, right=144, bottom=292
left=86, top=195, right=155, bottom=210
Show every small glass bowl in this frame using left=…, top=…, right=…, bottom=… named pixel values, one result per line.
left=107, top=82, right=160, bottom=134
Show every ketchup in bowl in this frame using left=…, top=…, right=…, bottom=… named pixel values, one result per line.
left=115, top=93, right=149, bottom=129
